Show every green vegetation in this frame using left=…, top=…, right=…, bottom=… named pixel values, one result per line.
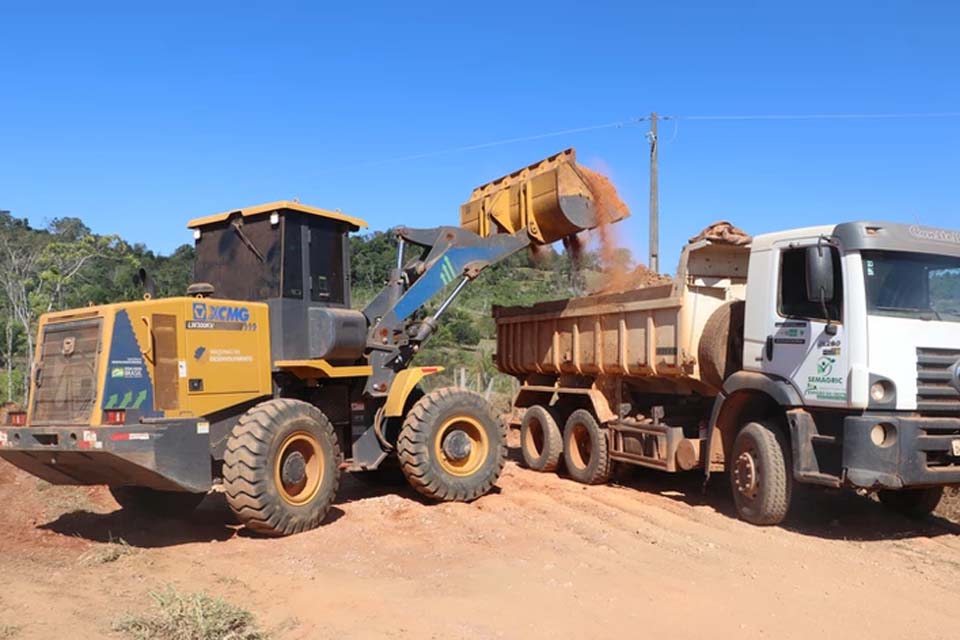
left=0, top=624, right=21, bottom=640
left=78, top=536, right=137, bottom=566
left=113, top=587, right=266, bottom=640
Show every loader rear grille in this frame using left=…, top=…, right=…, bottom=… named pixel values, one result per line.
left=31, top=318, right=103, bottom=425
left=916, top=347, right=960, bottom=414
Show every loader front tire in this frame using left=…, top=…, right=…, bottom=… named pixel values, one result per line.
left=223, top=399, right=341, bottom=537
left=398, top=387, right=506, bottom=502
left=109, top=486, right=206, bottom=518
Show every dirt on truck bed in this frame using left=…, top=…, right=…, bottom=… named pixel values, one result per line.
left=1, top=451, right=959, bottom=640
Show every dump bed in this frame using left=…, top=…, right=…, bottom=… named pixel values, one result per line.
left=494, top=283, right=687, bottom=378
left=493, top=234, right=753, bottom=393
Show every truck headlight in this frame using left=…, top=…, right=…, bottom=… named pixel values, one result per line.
left=870, top=423, right=896, bottom=448
left=870, top=381, right=891, bottom=402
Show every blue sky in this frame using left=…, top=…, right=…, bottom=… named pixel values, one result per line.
left=1, top=1, right=958, bottom=272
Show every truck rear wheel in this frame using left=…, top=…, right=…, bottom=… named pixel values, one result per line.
left=520, top=405, right=562, bottom=472
left=109, top=486, right=206, bottom=518
left=398, top=387, right=506, bottom=502
left=223, top=399, right=341, bottom=537
left=730, top=421, right=791, bottom=525
left=562, top=409, right=611, bottom=485
left=878, top=487, right=943, bottom=519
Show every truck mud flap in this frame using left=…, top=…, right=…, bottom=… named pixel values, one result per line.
left=0, top=420, right=212, bottom=493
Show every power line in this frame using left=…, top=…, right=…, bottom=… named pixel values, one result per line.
left=326, top=111, right=960, bottom=172
left=667, top=111, right=960, bottom=121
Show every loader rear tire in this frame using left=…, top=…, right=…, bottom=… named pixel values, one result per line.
left=520, top=405, right=562, bottom=472
left=698, top=300, right=745, bottom=390
left=109, top=486, right=206, bottom=518
left=398, top=387, right=506, bottom=502
left=223, top=398, right=341, bottom=537
left=562, top=409, right=611, bottom=485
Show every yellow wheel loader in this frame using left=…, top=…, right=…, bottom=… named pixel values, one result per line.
left=0, top=149, right=628, bottom=536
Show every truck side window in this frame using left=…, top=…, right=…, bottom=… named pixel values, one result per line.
left=308, top=224, right=344, bottom=305
left=779, top=246, right=843, bottom=321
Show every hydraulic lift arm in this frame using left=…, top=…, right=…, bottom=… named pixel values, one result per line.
left=361, top=225, right=531, bottom=397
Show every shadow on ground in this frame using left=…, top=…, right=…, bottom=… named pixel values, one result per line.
left=607, top=461, right=960, bottom=541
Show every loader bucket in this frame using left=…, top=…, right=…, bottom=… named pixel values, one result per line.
left=460, top=148, right=630, bottom=245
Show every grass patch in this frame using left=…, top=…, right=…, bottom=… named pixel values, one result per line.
left=113, top=586, right=267, bottom=640
left=0, top=624, right=21, bottom=639
left=78, top=536, right=136, bottom=566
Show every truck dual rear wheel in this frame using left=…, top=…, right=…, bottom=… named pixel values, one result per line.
left=398, top=387, right=506, bottom=502
left=730, top=421, right=792, bottom=525
left=223, top=398, right=341, bottom=537
left=109, top=486, right=206, bottom=518
left=562, top=409, right=611, bottom=485
left=520, top=405, right=562, bottom=472
left=878, top=487, right=943, bottom=519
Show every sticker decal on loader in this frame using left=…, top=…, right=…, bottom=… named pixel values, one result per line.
left=102, top=310, right=160, bottom=417
left=186, top=303, right=255, bottom=331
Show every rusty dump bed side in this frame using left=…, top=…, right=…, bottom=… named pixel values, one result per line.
left=493, top=283, right=691, bottom=379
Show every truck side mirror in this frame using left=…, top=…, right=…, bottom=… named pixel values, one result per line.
left=805, top=245, right=835, bottom=303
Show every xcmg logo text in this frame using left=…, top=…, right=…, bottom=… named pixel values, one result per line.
left=192, top=302, right=250, bottom=323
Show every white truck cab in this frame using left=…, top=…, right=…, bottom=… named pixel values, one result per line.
left=731, top=221, right=960, bottom=498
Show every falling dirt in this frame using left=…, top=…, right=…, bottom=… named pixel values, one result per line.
left=2, top=454, right=959, bottom=640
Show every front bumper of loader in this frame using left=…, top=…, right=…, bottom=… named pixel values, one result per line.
left=0, top=420, right=212, bottom=493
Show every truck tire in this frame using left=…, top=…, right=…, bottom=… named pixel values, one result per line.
left=698, top=300, right=745, bottom=389
left=223, top=398, right=341, bottom=537
left=520, top=405, right=562, bottom=472
left=109, top=486, right=206, bottom=518
left=729, top=421, right=792, bottom=525
left=562, top=409, right=611, bottom=485
left=398, top=387, right=506, bottom=502
left=878, top=487, right=943, bottom=519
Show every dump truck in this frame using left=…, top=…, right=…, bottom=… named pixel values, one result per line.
left=0, top=149, right=627, bottom=536
left=495, top=221, right=960, bottom=525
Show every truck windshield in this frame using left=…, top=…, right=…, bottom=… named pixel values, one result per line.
left=862, top=250, right=960, bottom=323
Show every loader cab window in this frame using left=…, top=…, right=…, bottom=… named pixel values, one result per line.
left=282, top=220, right=304, bottom=299
left=308, top=220, right=345, bottom=305
left=193, top=216, right=281, bottom=301
left=779, top=246, right=843, bottom=322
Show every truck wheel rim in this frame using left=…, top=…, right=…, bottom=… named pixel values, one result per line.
left=524, top=416, right=545, bottom=458
left=434, top=416, right=489, bottom=477
left=275, top=431, right=324, bottom=506
left=733, top=448, right=760, bottom=499
left=568, top=423, right=592, bottom=471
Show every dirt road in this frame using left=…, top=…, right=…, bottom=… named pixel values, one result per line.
left=1, top=445, right=958, bottom=640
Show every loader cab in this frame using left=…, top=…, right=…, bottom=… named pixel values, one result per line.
left=187, top=201, right=368, bottom=362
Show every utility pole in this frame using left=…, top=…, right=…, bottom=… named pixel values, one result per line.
left=647, top=112, right=659, bottom=273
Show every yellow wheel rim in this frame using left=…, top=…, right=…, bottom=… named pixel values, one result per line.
left=274, top=431, right=324, bottom=506
left=568, top=423, right=592, bottom=471
left=433, top=416, right=489, bottom=477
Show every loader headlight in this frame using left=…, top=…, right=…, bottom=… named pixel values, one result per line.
left=870, top=423, right=896, bottom=448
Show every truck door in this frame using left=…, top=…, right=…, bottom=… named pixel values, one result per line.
left=761, top=240, right=850, bottom=407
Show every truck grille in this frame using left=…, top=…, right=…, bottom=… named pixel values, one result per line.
left=916, top=347, right=960, bottom=414
left=32, top=318, right=103, bottom=425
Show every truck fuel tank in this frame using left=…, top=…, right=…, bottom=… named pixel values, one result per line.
left=459, top=148, right=629, bottom=245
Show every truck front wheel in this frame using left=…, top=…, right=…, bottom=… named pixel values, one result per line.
left=398, top=387, right=506, bottom=502
left=729, top=421, right=792, bottom=525
left=562, top=409, right=611, bottom=485
left=878, top=487, right=943, bottom=519
left=520, top=405, right=562, bottom=472
left=223, top=399, right=341, bottom=537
